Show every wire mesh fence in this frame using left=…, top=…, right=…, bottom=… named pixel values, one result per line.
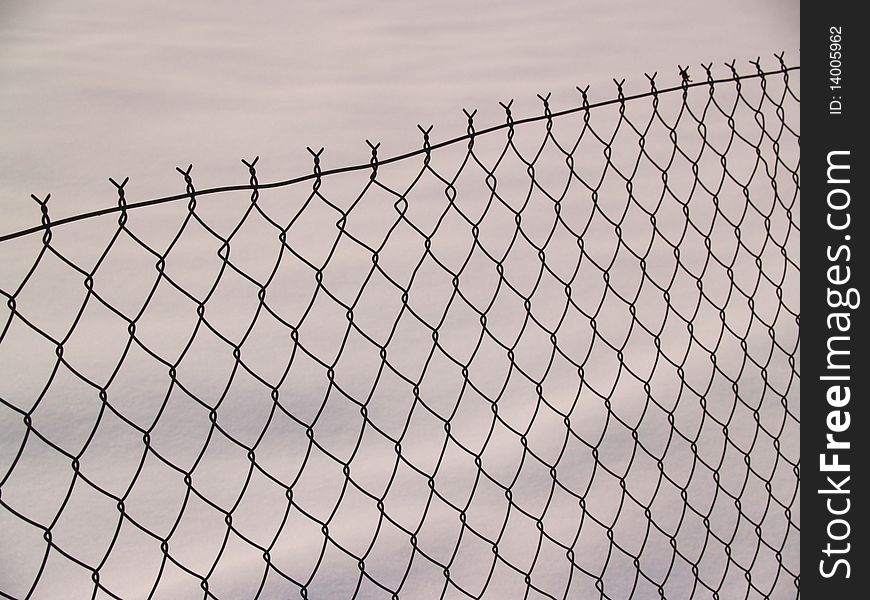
left=0, top=56, right=799, bottom=599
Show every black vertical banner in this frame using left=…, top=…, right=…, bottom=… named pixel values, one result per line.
left=802, top=2, right=868, bottom=597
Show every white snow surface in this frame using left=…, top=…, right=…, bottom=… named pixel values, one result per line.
left=1, top=2, right=799, bottom=599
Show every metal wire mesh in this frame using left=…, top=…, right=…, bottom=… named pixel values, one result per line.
left=0, top=57, right=799, bottom=599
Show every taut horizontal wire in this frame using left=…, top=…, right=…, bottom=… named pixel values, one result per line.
left=0, top=65, right=798, bottom=244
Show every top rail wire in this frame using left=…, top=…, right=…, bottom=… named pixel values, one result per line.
left=0, top=61, right=799, bottom=244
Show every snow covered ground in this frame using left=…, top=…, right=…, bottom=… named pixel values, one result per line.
left=1, top=2, right=799, bottom=598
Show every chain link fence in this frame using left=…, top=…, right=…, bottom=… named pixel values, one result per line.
left=0, top=57, right=799, bottom=599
